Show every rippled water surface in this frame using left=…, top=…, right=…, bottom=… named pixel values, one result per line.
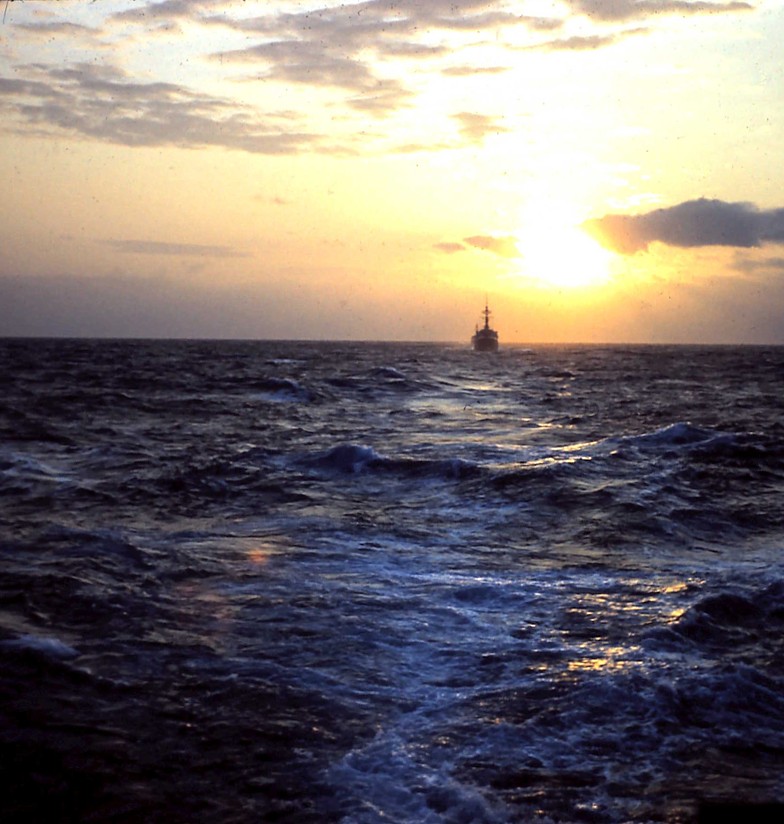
left=2, top=339, right=784, bottom=822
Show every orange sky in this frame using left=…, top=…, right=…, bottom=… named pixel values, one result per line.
left=2, top=0, right=783, bottom=343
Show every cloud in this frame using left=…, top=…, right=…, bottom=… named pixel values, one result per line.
left=109, top=0, right=217, bottom=23
left=567, top=0, right=753, bottom=22
left=0, top=61, right=322, bottom=154
left=530, top=28, right=645, bottom=51
left=392, top=140, right=455, bottom=154
left=584, top=199, right=784, bottom=254
left=434, top=242, right=467, bottom=254
left=370, top=110, right=508, bottom=153
left=441, top=65, right=510, bottom=77
left=435, top=235, right=520, bottom=256
left=103, top=239, right=249, bottom=258
left=2, top=0, right=760, bottom=150
left=452, top=112, right=509, bottom=143
left=208, top=35, right=417, bottom=116
left=205, top=1, right=561, bottom=116
left=216, top=39, right=377, bottom=89
left=207, top=17, right=413, bottom=116
left=464, top=235, right=520, bottom=257
left=730, top=255, right=784, bottom=277
left=14, top=21, right=99, bottom=37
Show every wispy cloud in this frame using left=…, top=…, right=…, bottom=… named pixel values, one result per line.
left=452, top=112, right=509, bottom=143
left=465, top=235, right=520, bottom=257
left=434, top=234, right=520, bottom=257
left=204, top=1, right=553, bottom=116
left=731, top=255, right=784, bottom=276
left=433, top=242, right=467, bottom=254
left=567, top=0, right=753, bottom=23
left=1, top=0, right=759, bottom=152
left=14, top=21, right=100, bottom=37
left=108, top=0, right=219, bottom=23
left=0, top=61, right=322, bottom=154
left=441, top=65, right=510, bottom=77
left=585, top=198, right=784, bottom=254
left=104, top=239, right=250, bottom=258
left=530, top=28, right=646, bottom=51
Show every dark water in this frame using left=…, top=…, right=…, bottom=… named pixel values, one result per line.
left=2, top=338, right=784, bottom=823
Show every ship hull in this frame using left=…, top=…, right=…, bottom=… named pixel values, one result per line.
left=472, top=331, right=498, bottom=352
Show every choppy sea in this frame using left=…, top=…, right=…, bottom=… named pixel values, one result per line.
left=2, top=338, right=784, bottom=823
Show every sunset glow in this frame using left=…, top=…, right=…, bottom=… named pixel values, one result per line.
left=1, top=1, right=783, bottom=343
left=517, top=218, right=616, bottom=290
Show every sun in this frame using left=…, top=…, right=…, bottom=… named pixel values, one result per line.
left=515, top=213, right=616, bottom=290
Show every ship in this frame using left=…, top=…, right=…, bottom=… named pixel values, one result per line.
left=471, top=300, right=499, bottom=352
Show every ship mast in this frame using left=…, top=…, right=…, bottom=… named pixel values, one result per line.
left=483, top=298, right=491, bottom=330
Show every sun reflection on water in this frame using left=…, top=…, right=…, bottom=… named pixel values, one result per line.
left=549, top=577, right=702, bottom=675
left=567, top=646, right=638, bottom=673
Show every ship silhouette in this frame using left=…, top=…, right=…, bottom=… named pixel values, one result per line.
left=471, top=300, right=499, bottom=352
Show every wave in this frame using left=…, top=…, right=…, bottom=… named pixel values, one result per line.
left=37, top=524, right=152, bottom=569
left=144, top=453, right=305, bottom=513
left=0, top=403, right=75, bottom=445
left=326, top=366, right=429, bottom=397
left=252, top=377, right=313, bottom=403
left=0, top=449, right=76, bottom=497
left=644, top=580, right=784, bottom=656
left=611, top=422, right=782, bottom=466
left=612, top=422, right=735, bottom=458
left=304, top=443, right=384, bottom=474
left=371, top=366, right=408, bottom=381
left=293, top=424, right=777, bottom=510
left=299, top=443, right=481, bottom=480
left=0, top=634, right=79, bottom=660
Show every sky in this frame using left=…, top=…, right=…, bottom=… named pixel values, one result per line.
left=1, top=0, right=783, bottom=343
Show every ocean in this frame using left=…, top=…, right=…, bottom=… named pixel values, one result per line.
left=1, top=338, right=783, bottom=823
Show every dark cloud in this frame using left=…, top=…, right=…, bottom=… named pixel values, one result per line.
left=568, top=0, right=753, bottom=22
left=103, top=240, right=249, bottom=258
left=464, top=235, right=520, bottom=257
left=0, top=61, right=322, bottom=154
left=584, top=199, right=784, bottom=254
